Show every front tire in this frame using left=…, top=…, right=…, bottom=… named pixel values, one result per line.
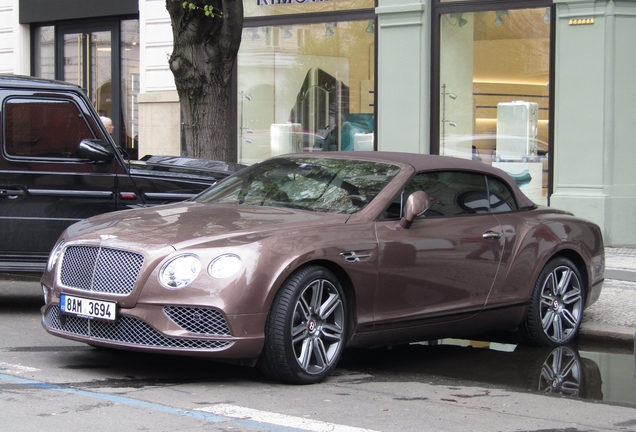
left=521, top=258, right=585, bottom=346
left=258, top=266, right=347, bottom=384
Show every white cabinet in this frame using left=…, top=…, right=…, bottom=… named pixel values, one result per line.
left=496, top=101, right=539, bottom=162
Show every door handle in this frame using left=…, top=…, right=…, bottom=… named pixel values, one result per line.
left=482, top=231, right=502, bottom=240
left=0, top=189, right=25, bottom=198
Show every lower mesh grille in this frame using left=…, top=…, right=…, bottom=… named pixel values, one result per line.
left=163, top=306, right=231, bottom=336
left=43, top=305, right=231, bottom=350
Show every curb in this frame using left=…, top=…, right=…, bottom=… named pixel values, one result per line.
left=579, top=321, right=636, bottom=347
left=605, top=269, right=636, bottom=283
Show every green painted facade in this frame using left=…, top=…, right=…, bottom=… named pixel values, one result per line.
left=376, top=0, right=636, bottom=246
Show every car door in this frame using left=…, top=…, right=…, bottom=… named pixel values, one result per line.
left=374, top=171, right=507, bottom=327
left=0, top=89, right=127, bottom=271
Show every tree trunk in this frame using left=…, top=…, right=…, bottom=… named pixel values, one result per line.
left=166, top=0, right=243, bottom=162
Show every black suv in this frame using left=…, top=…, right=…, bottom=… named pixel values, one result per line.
left=0, top=75, right=240, bottom=273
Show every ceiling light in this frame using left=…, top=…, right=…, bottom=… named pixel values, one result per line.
left=325, top=22, right=336, bottom=37
left=543, top=8, right=551, bottom=23
left=495, top=10, right=508, bottom=26
left=450, top=13, right=468, bottom=28
left=248, top=28, right=261, bottom=41
left=280, top=25, right=293, bottom=39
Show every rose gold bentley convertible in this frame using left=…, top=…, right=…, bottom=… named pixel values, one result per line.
left=41, top=152, right=604, bottom=384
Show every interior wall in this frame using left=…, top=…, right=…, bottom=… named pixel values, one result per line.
left=440, top=14, right=474, bottom=158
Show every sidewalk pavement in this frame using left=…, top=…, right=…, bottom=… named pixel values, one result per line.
left=580, top=247, right=636, bottom=347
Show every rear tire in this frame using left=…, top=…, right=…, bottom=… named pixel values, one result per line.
left=258, top=266, right=347, bottom=384
left=521, top=258, right=585, bottom=346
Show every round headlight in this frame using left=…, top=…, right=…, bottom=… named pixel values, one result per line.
left=208, top=254, right=242, bottom=279
left=47, top=240, right=65, bottom=273
left=159, top=254, right=201, bottom=289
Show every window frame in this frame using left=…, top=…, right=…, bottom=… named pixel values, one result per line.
left=2, top=95, right=98, bottom=162
left=430, top=0, right=556, bottom=201
left=380, top=169, right=519, bottom=220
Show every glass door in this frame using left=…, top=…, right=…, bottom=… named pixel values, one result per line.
left=58, top=24, right=118, bottom=144
left=436, top=7, right=552, bottom=205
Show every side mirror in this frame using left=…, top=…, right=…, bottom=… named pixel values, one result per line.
left=400, top=190, right=429, bottom=229
left=77, top=139, right=114, bottom=164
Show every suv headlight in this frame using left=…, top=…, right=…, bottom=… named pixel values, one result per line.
left=47, top=240, right=65, bottom=272
left=159, top=254, right=201, bottom=289
left=208, top=254, right=242, bottom=279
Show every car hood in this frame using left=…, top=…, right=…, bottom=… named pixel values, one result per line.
left=64, top=202, right=350, bottom=251
left=127, top=156, right=245, bottom=182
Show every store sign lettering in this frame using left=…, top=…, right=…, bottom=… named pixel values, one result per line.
left=257, top=0, right=332, bottom=5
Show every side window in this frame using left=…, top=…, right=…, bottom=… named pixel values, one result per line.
left=382, top=171, right=514, bottom=219
left=421, top=172, right=488, bottom=216
left=4, top=98, right=95, bottom=158
left=487, top=176, right=518, bottom=213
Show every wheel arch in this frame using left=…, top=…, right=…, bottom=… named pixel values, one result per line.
left=273, top=259, right=358, bottom=344
left=545, top=248, right=589, bottom=296
left=519, top=249, right=589, bottom=346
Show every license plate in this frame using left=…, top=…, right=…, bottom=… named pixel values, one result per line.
left=60, top=294, right=116, bottom=322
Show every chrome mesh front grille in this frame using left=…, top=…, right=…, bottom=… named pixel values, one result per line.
left=43, top=305, right=231, bottom=350
left=60, top=246, right=144, bottom=295
left=164, top=306, right=231, bottom=336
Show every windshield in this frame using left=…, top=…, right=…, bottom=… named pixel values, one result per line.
left=194, top=157, right=401, bottom=214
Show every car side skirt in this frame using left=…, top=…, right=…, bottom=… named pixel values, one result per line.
left=348, top=302, right=528, bottom=348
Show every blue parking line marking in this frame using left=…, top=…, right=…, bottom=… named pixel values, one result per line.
left=0, top=373, right=304, bottom=432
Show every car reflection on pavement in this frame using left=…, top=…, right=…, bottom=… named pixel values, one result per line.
left=338, top=341, right=603, bottom=401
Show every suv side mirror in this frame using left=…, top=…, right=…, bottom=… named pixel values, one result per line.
left=77, top=139, right=114, bottom=164
left=400, top=190, right=430, bottom=229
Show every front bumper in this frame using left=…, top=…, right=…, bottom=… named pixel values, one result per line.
left=41, top=302, right=267, bottom=360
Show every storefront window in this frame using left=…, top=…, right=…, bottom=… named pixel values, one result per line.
left=32, top=19, right=139, bottom=155
left=59, top=26, right=113, bottom=132
left=237, top=19, right=375, bottom=165
left=244, top=0, right=375, bottom=18
left=33, top=26, right=55, bottom=79
left=439, top=8, right=551, bottom=204
left=121, top=19, right=140, bottom=158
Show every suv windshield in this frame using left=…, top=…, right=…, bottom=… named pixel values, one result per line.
left=195, top=157, right=401, bottom=214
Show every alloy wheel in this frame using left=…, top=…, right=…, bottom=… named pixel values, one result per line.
left=291, top=278, right=344, bottom=375
left=538, top=265, right=583, bottom=344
